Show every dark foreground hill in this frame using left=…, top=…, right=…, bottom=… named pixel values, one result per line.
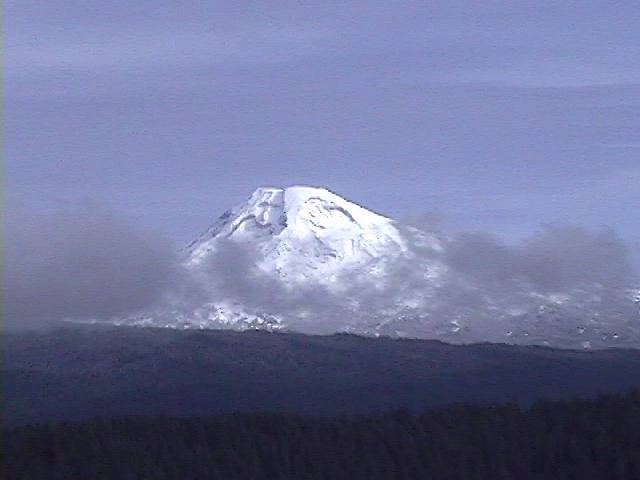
left=5, top=391, right=640, bottom=480
left=4, top=325, right=640, bottom=425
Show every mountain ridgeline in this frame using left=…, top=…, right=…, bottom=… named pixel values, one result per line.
left=5, top=325, right=640, bottom=426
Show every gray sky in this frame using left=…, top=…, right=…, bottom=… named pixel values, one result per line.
left=5, top=0, right=640, bottom=247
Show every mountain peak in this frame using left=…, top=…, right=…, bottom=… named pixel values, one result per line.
left=244, top=185, right=379, bottom=224
left=186, top=185, right=410, bottom=281
left=249, top=184, right=331, bottom=196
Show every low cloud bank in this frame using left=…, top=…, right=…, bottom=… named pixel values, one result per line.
left=4, top=204, right=638, bottom=342
left=159, top=219, right=639, bottom=344
left=3, top=204, right=179, bottom=330
left=444, top=225, right=634, bottom=292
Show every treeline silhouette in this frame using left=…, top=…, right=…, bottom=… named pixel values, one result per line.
left=4, top=390, right=640, bottom=480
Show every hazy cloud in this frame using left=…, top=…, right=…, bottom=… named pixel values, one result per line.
left=4, top=200, right=637, bottom=348
left=186, top=239, right=350, bottom=333
left=444, top=225, right=635, bottom=292
left=3, top=204, right=179, bottom=330
left=162, top=219, right=638, bottom=344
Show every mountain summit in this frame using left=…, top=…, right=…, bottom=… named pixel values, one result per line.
left=186, top=186, right=420, bottom=288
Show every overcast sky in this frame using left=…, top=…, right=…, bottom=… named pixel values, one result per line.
left=5, top=1, right=640, bottom=247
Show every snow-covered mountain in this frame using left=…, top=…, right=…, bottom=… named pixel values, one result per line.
left=186, top=186, right=442, bottom=288
left=125, top=185, right=639, bottom=349
left=188, top=186, right=406, bottom=283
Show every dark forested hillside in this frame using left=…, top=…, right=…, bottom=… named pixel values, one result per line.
left=4, top=391, right=640, bottom=480
left=5, top=325, right=640, bottom=426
